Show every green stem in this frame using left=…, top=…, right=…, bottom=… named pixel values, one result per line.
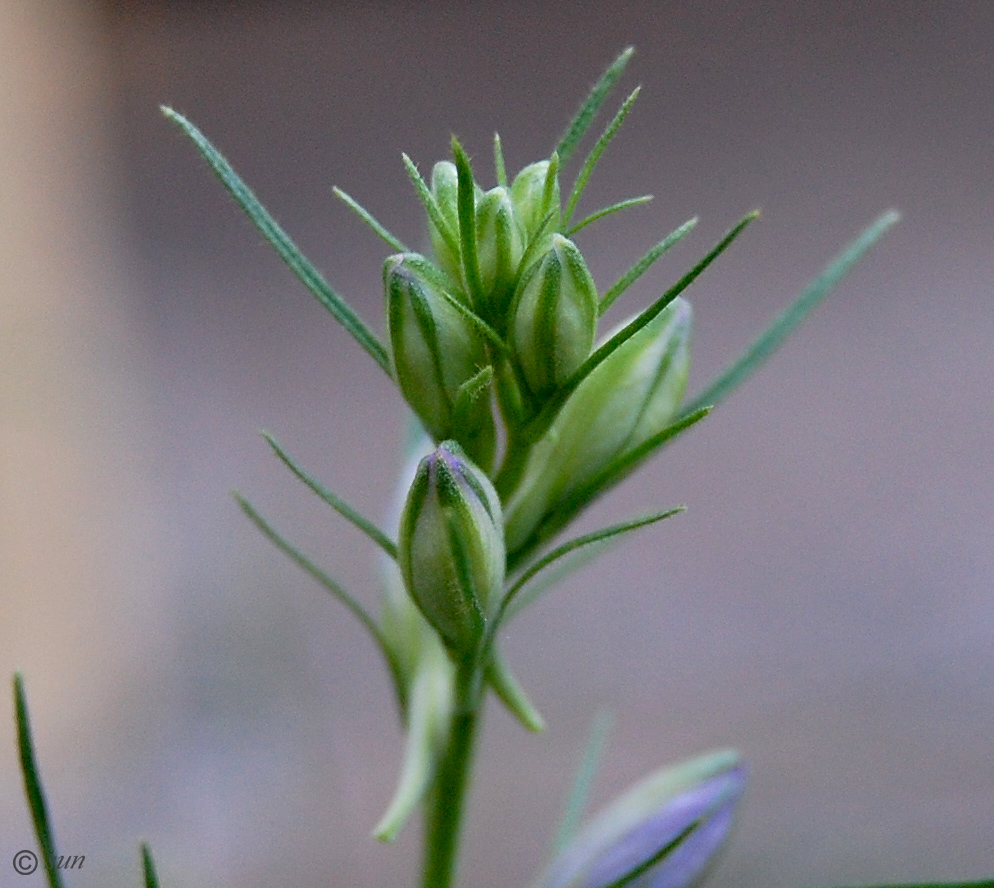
left=420, top=658, right=482, bottom=888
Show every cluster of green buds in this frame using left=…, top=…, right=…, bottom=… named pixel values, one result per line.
left=383, top=105, right=713, bottom=575
left=165, top=43, right=897, bottom=888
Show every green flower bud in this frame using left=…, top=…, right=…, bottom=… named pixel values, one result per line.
left=398, top=441, right=505, bottom=654
left=474, top=185, right=525, bottom=330
left=428, top=161, right=463, bottom=285
left=511, top=159, right=560, bottom=242
left=511, top=234, right=598, bottom=396
left=504, top=298, right=692, bottom=554
left=385, top=253, right=496, bottom=470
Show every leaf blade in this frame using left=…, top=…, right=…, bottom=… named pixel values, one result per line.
left=564, top=86, right=641, bottom=227
left=555, top=47, right=635, bottom=166
left=14, top=673, right=66, bottom=888
left=502, top=507, right=685, bottom=621
left=599, top=217, right=698, bottom=314
left=234, top=493, right=396, bottom=672
left=262, top=433, right=398, bottom=558
left=162, top=107, right=390, bottom=375
left=551, top=710, right=614, bottom=855
left=681, top=209, right=900, bottom=418
left=141, top=844, right=161, bottom=888
left=566, top=195, right=653, bottom=236
left=333, top=186, right=408, bottom=253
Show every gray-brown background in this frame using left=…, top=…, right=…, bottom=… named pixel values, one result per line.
left=2, top=2, right=992, bottom=887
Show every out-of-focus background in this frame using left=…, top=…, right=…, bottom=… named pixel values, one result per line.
left=2, top=2, right=993, bottom=886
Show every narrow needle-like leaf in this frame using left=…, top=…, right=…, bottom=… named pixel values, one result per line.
left=486, top=647, right=545, bottom=733
left=333, top=186, right=408, bottom=253
left=566, top=195, right=653, bottom=236
left=564, top=86, right=641, bottom=227
left=402, top=153, right=462, bottom=263
left=263, top=433, right=398, bottom=558
left=551, top=710, right=613, bottom=855
left=509, top=408, right=710, bottom=571
left=522, top=213, right=756, bottom=445
left=235, top=493, right=394, bottom=668
left=13, top=673, right=65, bottom=888
left=141, top=844, right=161, bottom=888
left=600, top=217, right=698, bottom=314
left=493, top=133, right=508, bottom=188
left=161, top=107, right=390, bottom=375
left=681, top=209, right=900, bottom=418
left=501, top=508, right=684, bottom=621
left=556, top=47, right=635, bottom=166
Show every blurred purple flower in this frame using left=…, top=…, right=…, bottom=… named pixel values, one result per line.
left=537, top=749, right=745, bottom=888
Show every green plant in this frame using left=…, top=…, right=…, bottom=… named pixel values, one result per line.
left=13, top=46, right=990, bottom=888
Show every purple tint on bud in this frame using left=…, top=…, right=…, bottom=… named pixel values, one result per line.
left=398, top=441, right=505, bottom=654
left=538, top=751, right=744, bottom=888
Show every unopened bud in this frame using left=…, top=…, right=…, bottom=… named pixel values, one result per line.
left=504, top=298, right=692, bottom=553
left=428, top=161, right=463, bottom=285
left=385, top=254, right=496, bottom=469
left=537, top=750, right=745, bottom=888
left=398, top=442, right=505, bottom=654
left=474, top=185, right=525, bottom=330
left=511, top=234, right=597, bottom=396
left=511, top=159, right=560, bottom=242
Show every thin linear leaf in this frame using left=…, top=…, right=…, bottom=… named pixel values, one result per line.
left=522, top=213, right=756, bottom=445
left=402, top=153, right=462, bottom=263
left=566, top=195, right=653, bottom=236
left=494, top=133, right=508, bottom=187
left=263, top=433, right=397, bottom=558
left=681, top=209, right=900, bottom=418
left=556, top=47, right=635, bottom=166
left=509, top=407, right=710, bottom=572
left=162, top=107, right=390, bottom=374
left=452, top=138, right=484, bottom=304
left=564, top=86, right=641, bottom=227
left=141, top=844, right=161, bottom=888
left=333, top=186, right=408, bottom=253
left=486, top=647, right=545, bottom=733
left=14, top=673, right=66, bottom=888
left=506, top=530, right=625, bottom=619
left=551, top=710, right=613, bottom=855
left=235, top=493, right=395, bottom=670
left=501, top=507, right=683, bottom=622
left=600, top=217, right=698, bottom=314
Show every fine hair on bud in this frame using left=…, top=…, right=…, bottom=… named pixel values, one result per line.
left=385, top=254, right=496, bottom=469
left=398, top=441, right=506, bottom=655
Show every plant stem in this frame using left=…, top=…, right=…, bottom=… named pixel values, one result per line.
left=420, top=658, right=482, bottom=888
